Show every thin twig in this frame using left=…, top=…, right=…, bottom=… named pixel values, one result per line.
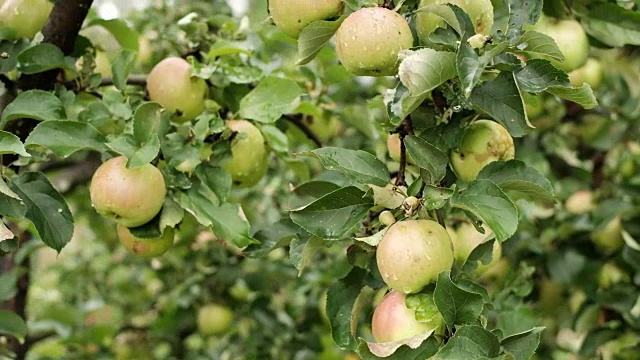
left=395, top=116, right=414, bottom=187
left=284, top=114, right=323, bottom=148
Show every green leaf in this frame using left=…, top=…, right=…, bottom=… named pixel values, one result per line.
left=107, top=134, right=160, bottom=168
left=133, top=102, right=164, bottom=145
left=512, top=31, right=564, bottom=61
left=25, top=121, right=108, bottom=158
left=260, top=124, right=289, bottom=154
left=545, top=84, right=598, bottom=109
left=432, top=325, right=501, bottom=359
left=450, top=179, right=518, bottom=242
left=0, top=40, right=30, bottom=73
left=111, top=50, right=137, bottom=92
left=0, top=310, right=26, bottom=342
left=300, top=147, right=389, bottom=187
left=0, top=270, right=17, bottom=301
left=0, top=90, right=65, bottom=126
left=422, top=185, right=454, bottom=211
left=289, top=181, right=343, bottom=209
left=0, top=177, right=26, bottom=219
left=477, top=160, right=555, bottom=204
left=237, top=76, right=304, bottom=123
left=245, top=219, right=303, bottom=257
left=290, top=186, right=374, bottom=240
left=386, top=84, right=431, bottom=126
left=159, top=197, right=185, bottom=230
left=434, top=272, right=484, bottom=327
left=174, top=188, right=257, bottom=248
left=289, top=235, right=323, bottom=275
left=327, top=267, right=366, bottom=350
left=583, top=3, right=640, bottom=47
left=515, top=59, right=570, bottom=93
left=501, top=327, right=545, bottom=360
left=10, top=172, right=74, bottom=252
left=87, top=19, right=140, bottom=52
left=0, top=131, right=29, bottom=157
left=195, top=163, right=231, bottom=204
left=17, top=43, right=69, bottom=74
left=297, top=17, right=345, bottom=65
left=470, top=71, right=531, bottom=137
left=398, top=48, right=457, bottom=97
left=506, top=0, right=543, bottom=44
left=404, top=136, right=448, bottom=184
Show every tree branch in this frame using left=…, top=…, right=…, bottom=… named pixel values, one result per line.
left=285, top=114, right=323, bottom=148
left=395, top=116, right=413, bottom=187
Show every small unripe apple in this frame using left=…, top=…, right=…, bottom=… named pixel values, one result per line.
left=269, top=0, right=343, bottom=39
left=117, top=225, right=174, bottom=257
left=220, top=120, right=268, bottom=188
left=446, top=221, right=501, bottom=275
left=146, top=57, right=208, bottom=123
left=416, top=0, right=494, bottom=46
left=335, top=7, right=414, bottom=76
left=569, top=58, right=604, bottom=89
left=565, top=190, right=594, bottom=215
left=450, top=120, right=514, bottom=183
left=377, top=220, right=454, bottom=294
left=0, top=0, right=53, bottom=40
left=598, top=262, right=629, bottom=289
left=90, top=156, right=166, bottom=227
left=379, top=211, right=396, bottom=226
left=528, top=16, right=589, bottom=72
left=590, top=216, right=624, bottom=255
left=197, top=303, right=233, bottom=336
left=371, top=291, right=444, bottom=343
left=523, top=92, right=544, bottom=120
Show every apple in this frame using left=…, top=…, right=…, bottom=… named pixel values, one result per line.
left=269, top=0, right=343, bottom=39
left=590, top=216, right=624, bottom=255
left=379, top=211, right=396, bottom=226
left=598, top=262, right=629, bottom=289
left=146, top=57, right=208, bottom=123
left=446, top=221, right=501, bottom=275
left=304, top=113, right=342, bottom=142
left=376, top=220, right=454, bottom=294
left=387, top=134, right=415, bottom=164
left=569, top=58, right=604, bottom=89
left=371, top=291, right=444, bottom=343
left=197, top=303, right=234, bottom=336
left=0, top=0, right=53, bottom=40
left=450, top=120, right=514, bottom=183
left=416, top=0, right=494, bottom=46
left=220, top=120, right=269, bottom=188
left=90, top=156, right=166, bottom=227
left=565, top=190, right=594, bottom=215
left=527, top=16, right=589, bottom=72
left=117, top=225, right=174, bottom=257
left=523, top=92, right=544, bottom=120
left=335, top=7, right=414, bottom=76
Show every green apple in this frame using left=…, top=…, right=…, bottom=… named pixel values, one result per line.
left=590, top=216, right=624, bottom=255
left=371, top=291, right=444, bottom=343
left=269, top=0, right=343, bottom=39
left=90, top=156, right=166, bottom=227
left=335, top=7, right=414, bottom=76
left=0, top=0, right=53, bottom=40
left=416, top=0, right=493, bottom=46
left=117, top=225, right=174, bottom=257
left=197, top=303, right=233, bottom=336
left=379, top=211, right=396, bottom=226
left=569, top=58, right=604, bottom=89
left=304, top=112, right=342, bottom=142
left=528, top=16, right=589, bottom=72
left=376, top=220, right=454, bottom=294
left=565, top=190, right=594, bottom=215
left=146, top=57, right=208, bottom=123
left=446, top=221, right=501, bottom=275
left=450, top=120, right=514, bottom=183
left=598, top=262, right=630, bottom=289
left=220, top=120, right=268, bottom=188
left=523, top=92, right=544, bottom=120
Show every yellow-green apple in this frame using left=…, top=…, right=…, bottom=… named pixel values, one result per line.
left=117, top=225, right=174, bottom=257
left=220, top=120, right=268, bottom=188
left=335, top=7, right=414, bottom=76
left=197, top=303, right=234, bottom=336
left=569, top=58, right=604, bottom=89
left=90, top=156, right=166, bottom=227
left=269, top=0, right=343, bottom=39
left=590, top=216, right=624, bottom=255
left=446, top=221, right=501, bottom=275
left=0, top=0, right=53, bottom=40
left=416, top=0, right=494, bottom=46
left=528, top=16, right=589, bottom=72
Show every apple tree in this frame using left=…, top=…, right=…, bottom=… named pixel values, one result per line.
left=1, top=0, right=640, bottom=359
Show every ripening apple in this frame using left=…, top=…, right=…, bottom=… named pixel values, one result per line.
left=335, top=7, right=414, bottom=76
left=450, top=120, right=514, bottom=183
left=0, top=0, right=53, bottom=40
left=527, top=16, right=589, bottom=72
left=590, top=216, right=624, bottom=255
left=371, top=291, right=444, bottom=343
left=569, top=58, right=604, bottom=89
left=117, top=225, right=174, bottom=257
left=146, top=57, right=208, bottom=123
left=269, top=0, right=343, bottom=39
left=416, top=0, right=494, bottom=46
left=220, top=120, right=268, bottom=188
left=565, top=190, right=594, bottom=215
left=446, top=221, right=501, bottom=275
left=197, top=303, right=233, bottom=336
left=376, top=220, right=454, bottom=294
left=90, top=156, right=167, bottom=227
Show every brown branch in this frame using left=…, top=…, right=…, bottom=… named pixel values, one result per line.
left=285, top=114, right=323, bottom=148
left=64, top=74, right=148, bottom=90
left=395, top=116, right=414, bottom=187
